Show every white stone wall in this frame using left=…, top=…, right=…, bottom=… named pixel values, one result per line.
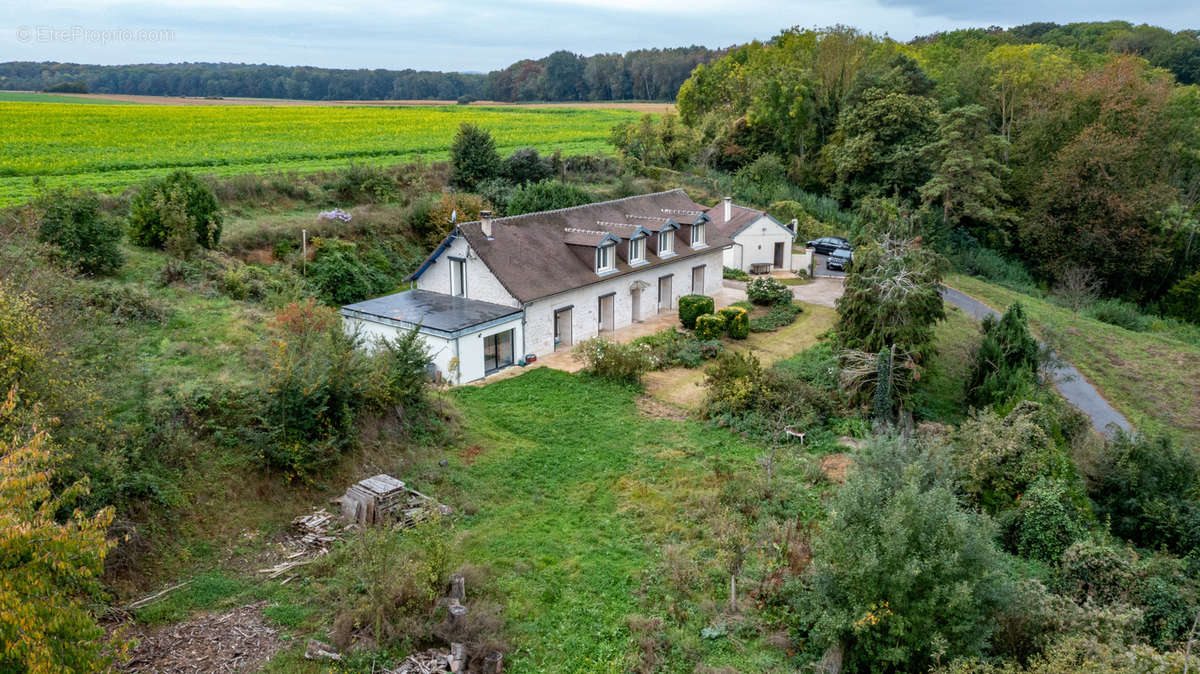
left=414, top=235, right=519, bottom=308
left=522, top=248, right=726, bottom=355
left=728, top=216, right=794, bottom=271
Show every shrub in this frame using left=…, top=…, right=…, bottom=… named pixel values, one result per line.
left=128, top=170, right=222, bottom=250
left=450, top=123, right=500, bottom=190
left=307, top=238, right=393, bottom=306
left=1163, top=270, right=1200, bottom=324
left=456, top=94, right=476, bottom=105
left=501, top=148, right=554, bottom=185
left=965, top=303, right=1039, bottom=409
left=328, top=163, right=396, bottom=203
left=722, top=266, right=749, bottom=281
left=410, top=192, right=487, bottom=246
left=1058, top=538, right=1139, bottom=605
left=678, top=294, right=714, bottom=329
left=1084, top=298, right=1151, bottom=332
left=0, top=392, right=123, bottom=673
left=719, top=306, right=749, bottom=339
left=33, top=188, right=124, bottom=275
left=475, top=178, right=516, bottom=216
left=702, top=351, right=764, bottom=417
left=749, top=302, right=802, bottom=332
left=1087, top=432, right=1200, bottom=556
left=572, top=337, right=651, bottom=385
left=505, top=180, right=593, bottom=216
left=804, top=439, right=1007, bottom=671
left=694, top=313, right=725, bottom=341
left=746, top=276, right=792, bottom=306
left=951, top=402, right=1076, bottom=513
left=632, top=327, right=723, bottom=369
left=1008, top=477, right=1087, bottom=564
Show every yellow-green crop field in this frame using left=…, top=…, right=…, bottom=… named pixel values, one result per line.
left=0, top=102, right=639, bottom=204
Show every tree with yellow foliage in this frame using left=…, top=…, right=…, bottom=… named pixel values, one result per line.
left=0, top=387, right=124, bottom=672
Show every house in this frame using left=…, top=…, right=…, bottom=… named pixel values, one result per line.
left=711, top=197, right=797, bottom=273
left=339, top=189, right=749, bottom=383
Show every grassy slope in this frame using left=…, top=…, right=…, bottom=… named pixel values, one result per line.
left=947, top=274, right=1200, bottom=445
left=131, top=369, right=799, bottom=672
left=0, top=103, right=638, bottom=204
left=914, top=303, right=979, bottom=425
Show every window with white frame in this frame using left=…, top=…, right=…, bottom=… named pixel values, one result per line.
left=691, top=222, right=706, bottom=247
left=629, top=235, right=646, bottom=264
left=658, top=230, right=674, bottom=256
left=449, top=258, right=466, bottom=297
left=596, top=243, right=615, bottom=273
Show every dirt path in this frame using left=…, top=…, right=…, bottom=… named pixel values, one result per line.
left=940, top=285, right=1132, bottom=437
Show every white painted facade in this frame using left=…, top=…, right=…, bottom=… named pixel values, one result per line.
left=722, top=215, right=796, bottom=273
left=523, top=248, right=726, bottom=354
left=413, top=234, right=520, bottom=308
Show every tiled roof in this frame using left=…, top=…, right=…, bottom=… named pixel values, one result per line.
left=414, top=190, right=735, bottom=304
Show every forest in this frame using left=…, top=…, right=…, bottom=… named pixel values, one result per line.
left=611, top=24, right=1200, bottom=308
left=1, top=21, right=1198, bottom=102
left=0, top=46, right=721, bottom=102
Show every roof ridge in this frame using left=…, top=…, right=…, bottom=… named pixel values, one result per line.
left=462, top=188, right=689, bottom=226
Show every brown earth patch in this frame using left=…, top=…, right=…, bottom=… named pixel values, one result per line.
left=635, top=394, right=690, bottom=421
left=120, top=601, right=284, bottom=672
left=460, top=444, right=487, bottom=465
left=820, top=454, right=853, bottom=484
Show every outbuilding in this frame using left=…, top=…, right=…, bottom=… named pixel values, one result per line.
left=711, top=197, right=797, bottom=274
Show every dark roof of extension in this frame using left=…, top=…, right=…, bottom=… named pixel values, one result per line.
left=417, top=189, right=736, bottom=304
left=339, top=289, right=521, bottom=336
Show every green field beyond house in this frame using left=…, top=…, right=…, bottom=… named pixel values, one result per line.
left=0, top=102, right=639, bottom=204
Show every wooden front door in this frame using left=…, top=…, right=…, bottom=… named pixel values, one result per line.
left=631, top=287, right=642, bottom=323
left=774, top=241, right=785, bottom=268
left=691, top=265, right=705, bottom=294
left=554, top=307, right=573, bottom=350
left=598, top=294, right=615, bottom=333
left=658, top=275, right=672, bottom=312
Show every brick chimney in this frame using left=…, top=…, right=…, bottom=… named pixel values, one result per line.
left=723, top=196, right=732, bottom=222
left=480, top=210, right=493, bottom=239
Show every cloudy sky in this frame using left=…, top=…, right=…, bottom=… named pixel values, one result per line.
left=2, top=0, right=1196, bottom=71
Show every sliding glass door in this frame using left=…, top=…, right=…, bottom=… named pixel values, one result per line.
left=484, top=330, right=514, bottom=373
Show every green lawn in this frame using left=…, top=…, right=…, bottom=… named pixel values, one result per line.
left=947, top=274, right=1200, bottom=445
left=446, top=369, right=796, bottom=672
left=914, top=303, right=979, bottom=424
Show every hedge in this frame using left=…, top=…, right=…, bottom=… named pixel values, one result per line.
left=747, top=276, right=792, bottom=306
left=679, top=294, right=715, bottom=329
left=695, top=313, right=725, bottom=341
left=719, top=306, right=749, bottom=339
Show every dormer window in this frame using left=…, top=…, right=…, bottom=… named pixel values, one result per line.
left=658, top=230, right=674, bottom=257
left=596, top=242, right=615, bottom=273
left=691, top=222, right=706, bottom=248
left=629, top=235, right=646, bottom=265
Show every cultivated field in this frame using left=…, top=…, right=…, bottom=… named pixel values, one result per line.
left=0, top=101, right=642, bottom=204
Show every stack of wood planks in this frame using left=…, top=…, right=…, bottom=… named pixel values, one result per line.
left=339, top=474, right=452, bottom=528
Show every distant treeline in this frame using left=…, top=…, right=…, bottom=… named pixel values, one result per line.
left=0, top=46, right=723, bottom=102
left=915, top=20, right=1200, bottom=85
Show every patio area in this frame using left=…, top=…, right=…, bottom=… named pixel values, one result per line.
left=470, top=286, right=748, bottom=385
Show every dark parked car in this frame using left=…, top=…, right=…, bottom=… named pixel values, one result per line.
left=807, top=236, right=851, bottom=255
left=826, top=248, right=853, bottom=271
